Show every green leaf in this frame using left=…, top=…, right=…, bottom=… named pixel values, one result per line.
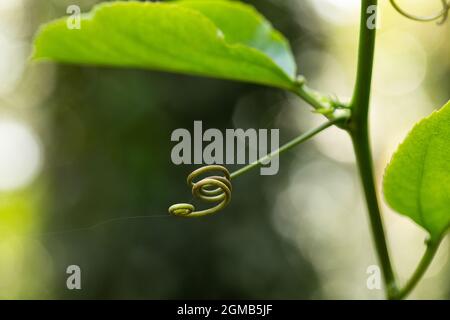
left=383, top=100, right=450, bottom=240
left=176, top=0, right=296, bottom=78
left=33, top=1, right=297, bottom=89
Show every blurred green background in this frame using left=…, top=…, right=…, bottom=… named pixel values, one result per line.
left=0, top=0, right=448, bottom=299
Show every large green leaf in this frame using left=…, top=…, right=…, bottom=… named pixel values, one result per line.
left=33, top=1, right=297, bottom=89
left=383, top=100, right=450, bottom=240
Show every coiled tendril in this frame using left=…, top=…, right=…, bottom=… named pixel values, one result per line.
left=168, top=118, right=347, bottom=218
left=390, top=0, right=450, bottom=24
left=168, top=165, right=232, bottom=218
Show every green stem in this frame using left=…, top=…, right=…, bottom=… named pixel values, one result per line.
left=394, top=238, right=441, bottom=300
left=351, top=132, right=398, bottom=297
left=349, top=0, right=398, bottom=298
left=291, top=78, right=350, bottom=122
left=292, top=81, right=332, bottom=112
left=230, top=117, right=346, bottom=179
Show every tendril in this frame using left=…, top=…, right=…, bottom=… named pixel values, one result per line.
left=168, top=117, right=348, bottom=218
left=390, top=0, right=450, bottom=24
left=168, top=165, right=232, bottom=218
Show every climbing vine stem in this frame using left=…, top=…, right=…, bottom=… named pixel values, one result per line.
left=347, top=0, right=446, bottom=300
left=349, top=0, right=399, bottom=298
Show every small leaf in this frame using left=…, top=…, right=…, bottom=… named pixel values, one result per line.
left=33, top=1, right=297, bottom=89
left=383, top=100, right=450, bottom=240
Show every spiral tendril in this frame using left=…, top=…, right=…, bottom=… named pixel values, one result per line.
left=168, top=165, right=232, bottom=218
left=390, top=0, right=450, bottom=24
left=167, top=118, right=347, bottom=218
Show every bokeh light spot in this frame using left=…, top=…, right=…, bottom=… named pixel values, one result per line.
left=0, top=119, right=42, bottom=191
